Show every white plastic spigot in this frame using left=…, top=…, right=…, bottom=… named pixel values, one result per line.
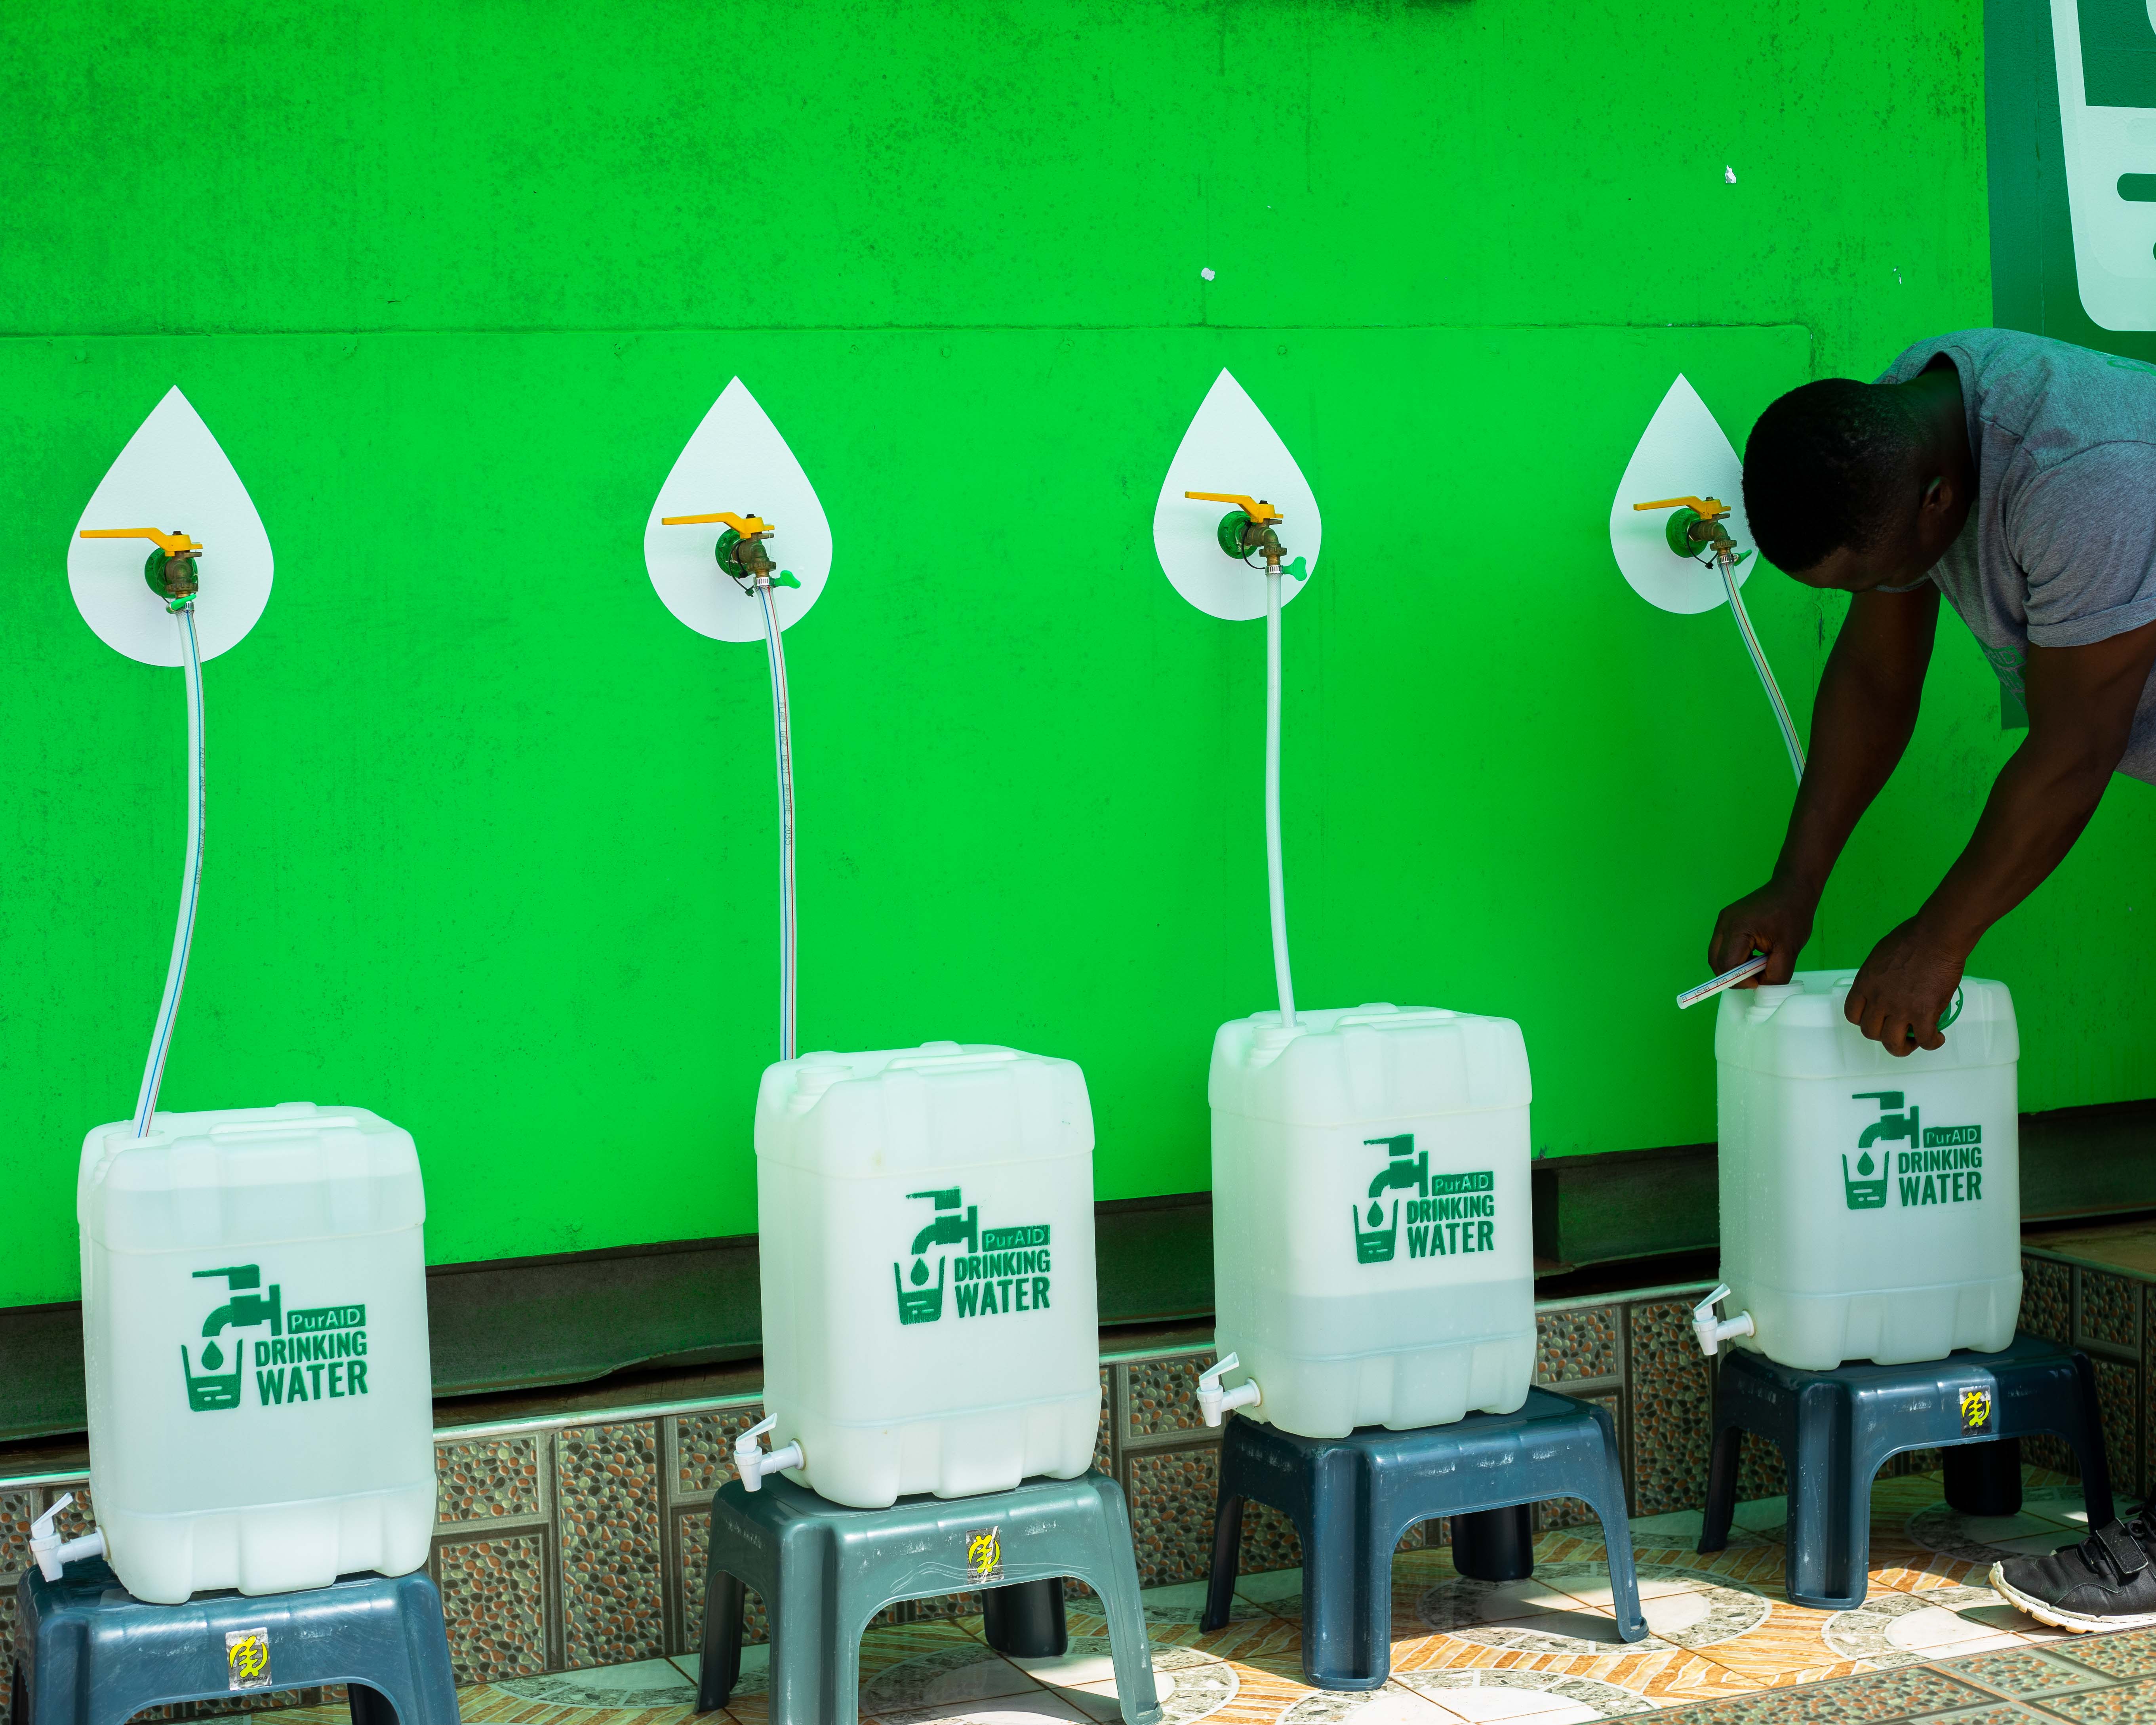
left=1197, top=1353, right=1263, bottom=1427
left=1691, top=1285, right=1756, bottom=1358
left=29, top=1493, right=107, bottom=1581
left=733, top=1414, right=805, bottom=1492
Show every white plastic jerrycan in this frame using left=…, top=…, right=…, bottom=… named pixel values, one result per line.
left=1709, top=972, right=2021, bottom=1372
left=751, top=1040, right=1102, bottom=1509
left=1208, top=1004, right=1536, bottom=1440
left=78, top=1102, right=436, bottom=1604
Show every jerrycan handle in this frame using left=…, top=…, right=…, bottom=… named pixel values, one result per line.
left=733, top=1414, right=805, bottom=1492
left=1197, top=1353, right=1262, bottom=1427
left=1691, top=1285, right=1756, bottom=1359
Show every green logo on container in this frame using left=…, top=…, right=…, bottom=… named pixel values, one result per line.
left=1352, top=1136, right=1498, bottom=1264
left=1846, top=1094, right=1986, bottom=1211
left=893, top=1189, right=1052, bottom=1325
left=179, top=1264, right=375, bottom=1413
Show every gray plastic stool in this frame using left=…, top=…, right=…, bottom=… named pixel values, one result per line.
left=10, top=1559, right=458, bottom=1725
left=1699, top=1331, right=2116, bottom=1608
left=696, top=1470, right=1160, bottom=1724
left=1202, top=1388, right=1646, bottom=1691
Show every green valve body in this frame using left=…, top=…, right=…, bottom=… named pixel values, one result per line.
left=1664, top=509, right=1706, bottom=559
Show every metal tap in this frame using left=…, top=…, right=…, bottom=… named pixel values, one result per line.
left=1185, top=492, right=1287, bottom=572
left=661, top=510, right=781, bottom=591
left=78, top=526, right=204, bottom=611
left=1632, top=495, right=1752, bottom=572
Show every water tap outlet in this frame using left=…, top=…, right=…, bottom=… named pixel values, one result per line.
left=1185, top=492, right=1287, bottom=574
left=1631, top=496, right=1752, bottom=572
left=29, top=1492, right=107, bottom=1581
left=660, top=510, right=783, bottom=594
left=734, top=1413, right=806, bottom=1492
left=1691, top=1285, right=1756, bottom=1358
left=1197, top=1352, right=1263, bottom=1426
left=77, top=527, right=203, bottom=612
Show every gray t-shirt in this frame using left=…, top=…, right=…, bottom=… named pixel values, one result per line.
left=1876, top=330, right=2156, bottom=782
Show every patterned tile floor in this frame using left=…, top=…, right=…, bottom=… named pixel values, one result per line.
left=244, top=1467, right=2154, bottom=1724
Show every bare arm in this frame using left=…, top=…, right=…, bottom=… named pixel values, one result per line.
left=1708, top=584, right=1941, bottom=980
left=1846, top=614, right=2156, bottom=1052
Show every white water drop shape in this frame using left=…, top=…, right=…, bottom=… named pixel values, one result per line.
left=1608, top=374, right=1756, bottom=616
left=68, top=387, right=275, bottom=664
left=644, top=378, right=832, bottom=642
left=1154, top=370, right=1322, bottom=621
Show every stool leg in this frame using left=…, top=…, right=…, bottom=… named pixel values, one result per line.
left=1784, top=1388, right=1867, bottom=1610
left=982, top=1579, right=1067, bottom=1659
left=1200, top=1495, right=1244, bottom=1634
left=1451, top=1506, right=1534, bottom=1582
left=1944, top=1439, right=2023, bottom=1517
left=1697, top=1422, right=1742, bottom=1554
left=348, top=1685, right=398, bottom=1725
left=696, top=1571, right=745, bottom=1713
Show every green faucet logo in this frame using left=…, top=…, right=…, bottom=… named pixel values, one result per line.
left=891, top=1188, right=1054, bottom=1324
left=178, top=1264, right=377, bottom=1413
left=1844, top=1092, right=1921, bottom=1210
left=896, top=1189, right=977, bottom=1324
left=181, top=1265, right=284, bottom=1410
left=1354, top=1134, right=1428, bottom=1263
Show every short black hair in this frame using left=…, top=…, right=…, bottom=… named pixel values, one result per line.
left=1742, top=379, right=1925, bottom=572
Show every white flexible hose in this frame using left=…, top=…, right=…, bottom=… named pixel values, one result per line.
left=1263, top=565, right=1296, bottom=1026
left=756, top=581, right=798, bottom=1062
left=133, top=606, right=204, bottom=1138
left=1719, top=550, right=1806, bottom=784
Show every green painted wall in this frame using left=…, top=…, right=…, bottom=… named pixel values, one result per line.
left=9, top=0, right=2143, bottom=1311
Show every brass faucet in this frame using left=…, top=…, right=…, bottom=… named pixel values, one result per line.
left=661, top=511, right=780, bottom=592
left=78, top=526, right=203, bottom=611
left=1186, top=492, right=1287, bottom=573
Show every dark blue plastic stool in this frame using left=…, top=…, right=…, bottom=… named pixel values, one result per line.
left=697, top=1469, right=1161, bottom=1724
left=1201, top=1387, right=1647, bottom=1691
left=10, top=1559, right=458, bottom=1725
left=1698, top=1331, right=2116, bottom=1609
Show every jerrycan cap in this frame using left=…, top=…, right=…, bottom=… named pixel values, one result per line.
left=790, top=1054, right=852, bottom=1104
left=1741, top=982, right=1801, bottom=1020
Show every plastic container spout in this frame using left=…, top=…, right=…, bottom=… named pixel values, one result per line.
left=29, top=1492, right=107, bottom=1581
left=1197, top=1352, right=1263, bottom=1427
left=1691, top=1284, right=1756, bottom=1358
left=733, top=1413, right=806, bottom=1492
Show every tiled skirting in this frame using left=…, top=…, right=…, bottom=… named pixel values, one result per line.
left=2, top=1285, right=1744, bottom=1692
left=2018, top=1245, right=2145, bottom=1494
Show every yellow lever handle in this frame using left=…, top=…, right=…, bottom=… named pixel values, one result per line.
left=78, top=527, right=202, bottom=554
left=1632, top=496, right=1728, bottom=520
left=1184, top=491, right=1282, bottom=525
left=661, top=511, right=773, bottom=535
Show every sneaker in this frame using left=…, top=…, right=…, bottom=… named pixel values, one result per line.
left=1992, top=1515, right=2156, bottom=1632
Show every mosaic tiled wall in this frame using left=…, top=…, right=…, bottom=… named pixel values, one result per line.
left=2018, top=1247, right=2146, bottom=1496
left=1, top=1286, right=1739, bottom=1691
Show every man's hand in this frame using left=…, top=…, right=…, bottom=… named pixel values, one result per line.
left=1846, top=919, right=1965, bottom=1056
left=1708, top=881, right=1817, bottom=985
